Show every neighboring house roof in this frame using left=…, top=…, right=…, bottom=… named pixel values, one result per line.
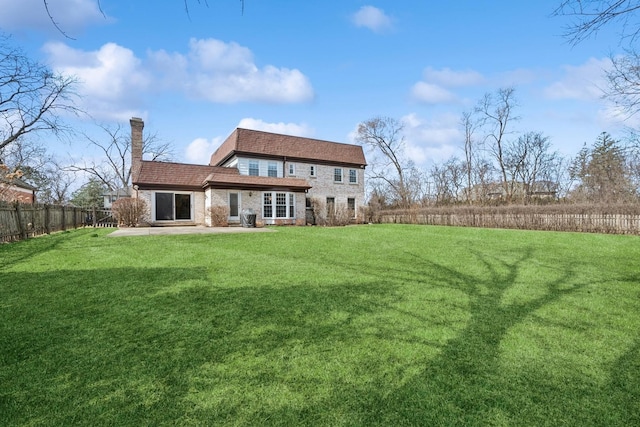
left=1, top=177, right=37, bottom=191
left=102, top=188, right=131, bottom=197
left=209, top=128, right=367, bottom=167
left=135, top=160, right=311, bottom=191
left=0, top=177, right=36, bottom=203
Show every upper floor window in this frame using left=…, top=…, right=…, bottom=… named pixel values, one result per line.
left=249, top=160, right=259, bottom=176
left=310, top=165, right=317, bottom=177
left=334, top=168, right=343, bottom=183
left=268, top=162, right=278, bottom=177
left=349, top=169, right=358, bottom=184
left=288, top=163, right=295, bottom=176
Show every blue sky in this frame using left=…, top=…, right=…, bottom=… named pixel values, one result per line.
left=0, top=0, right=632, bottom=169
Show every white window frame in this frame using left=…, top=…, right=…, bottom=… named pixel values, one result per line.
left=347, top=197, right=356, bottom=218
left=262, top=191, right=296, bottom=220
left=349, top=169, right=358, bottom=184
left=268, top=162, right=278, bottom=177
left=288, top=163, right=296, bottom=176
left=310, top=165, right=317, bottom=177
left=249, top=160, right=259, bottom=176
left=334, top=168, right=343, bottom=183
left=228, top=192, right=240, bottom=219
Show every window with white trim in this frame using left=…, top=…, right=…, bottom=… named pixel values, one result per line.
left=310, top=165, right=317, bottom=177
left=347, top=197, right=356, bottom=218
left=263, top=193, right=272, bottom=217
left=249, top=160, right=259, bottom=176
left=326, top=197, right=335, bottom=217
left=263, top=192, right=296, bottom=219
left=289, top=194, right=295, bottom=217
left=288, top=163, right=295, bottom=176
left=334, top=168, right=343, bottom=183
left=349, top=169, right=358, bottom=184
left=268, top=162, right=278, bottom=177
left=229, top=193, right=239, bottom=217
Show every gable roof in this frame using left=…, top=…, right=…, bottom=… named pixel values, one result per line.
left=209, top=128, right=367, bottom=167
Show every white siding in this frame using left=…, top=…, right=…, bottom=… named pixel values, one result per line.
left=236, top=157, right=283, bottom=177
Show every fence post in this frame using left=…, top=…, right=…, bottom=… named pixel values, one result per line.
left=15, top=202, right=28, bottom=240
left=45, top=204, right=51, bottom=234
left=92, top=206, right=97, bottom=228
left=61, top=206, right=66, bottom=231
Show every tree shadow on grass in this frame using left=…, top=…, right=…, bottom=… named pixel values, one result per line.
left=0, top=265, right=407, bottom=426
left=1, top=248, right=638, bottom=426
left=353, top=247, right=640, bottom=426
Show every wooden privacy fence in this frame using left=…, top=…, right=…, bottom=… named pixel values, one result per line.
left=0, top=204, right=116, bottom=243
left=377, top=205, right=640, bottom=235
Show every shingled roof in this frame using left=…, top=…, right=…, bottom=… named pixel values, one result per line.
left=134, top=160, right=311, bottom=191
left=204, top=168, right=311, bottom=190
left=209, top=128, right=367, bottom=167
left=134, top=161, right=216, bottom=190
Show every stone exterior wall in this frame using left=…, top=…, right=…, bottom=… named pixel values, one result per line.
left=135, top=189, right=205, bottom=225
left=192, top=192, right=206, bottom=225
left=287, top=161, right=365, bottom=221
left=135, top=189, right=153, bottom=226
left=207, top=188, right=306, bottom=226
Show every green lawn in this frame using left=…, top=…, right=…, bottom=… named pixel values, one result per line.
left=1, top=224, right=639, bottom=426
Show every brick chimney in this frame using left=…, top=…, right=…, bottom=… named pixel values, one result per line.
left=130, top=117, right=144, bottom=184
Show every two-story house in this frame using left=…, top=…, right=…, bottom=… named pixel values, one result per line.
left=131, top=118, right=366, bottom=226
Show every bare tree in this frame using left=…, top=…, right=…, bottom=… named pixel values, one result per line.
left=429, top=158, right=466, bottom=205
left=0, top=136, right=74, bottom=204
left=554, top=0, right=640, bottom=46
left=0, top=35, right=79, bottom=152
left=356, top=116, right=417, bottom=209
left=43, top=0, right=245, bottom=38
left=606, top=49, right=640, bottom=117
left=460, top=110, right=484, bottom=204
left=554, top=1, right=640, bottom=116
left=66, top=123, right=173, bottom=192
left=505, top=132, right=563, bottom=203
left=476, top=87, right=519, bottom=202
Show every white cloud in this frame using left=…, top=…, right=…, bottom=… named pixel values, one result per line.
left=44, top=42, right=151, bottom=121
left=421, top=67, right=485, bottom=87
left=352, top=6, right=393, bottom=33
left=149, top=38, right=315, bottom=104
left=401, top=113, right=461, bottom=166
left=411, top=67, right=485, bottom=105
left=0, top=0, right=107, bottom=35
left=498, top=68, right=542, bottom=86
left=543, top=57, right=610, bottom=101
left=185, top=137, right=223, bottom=164
left=411, top=82, right=457, bottom=104
left=237, top=118, right=314, bottom=137
left=43, top=38, right=314, bottom=121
